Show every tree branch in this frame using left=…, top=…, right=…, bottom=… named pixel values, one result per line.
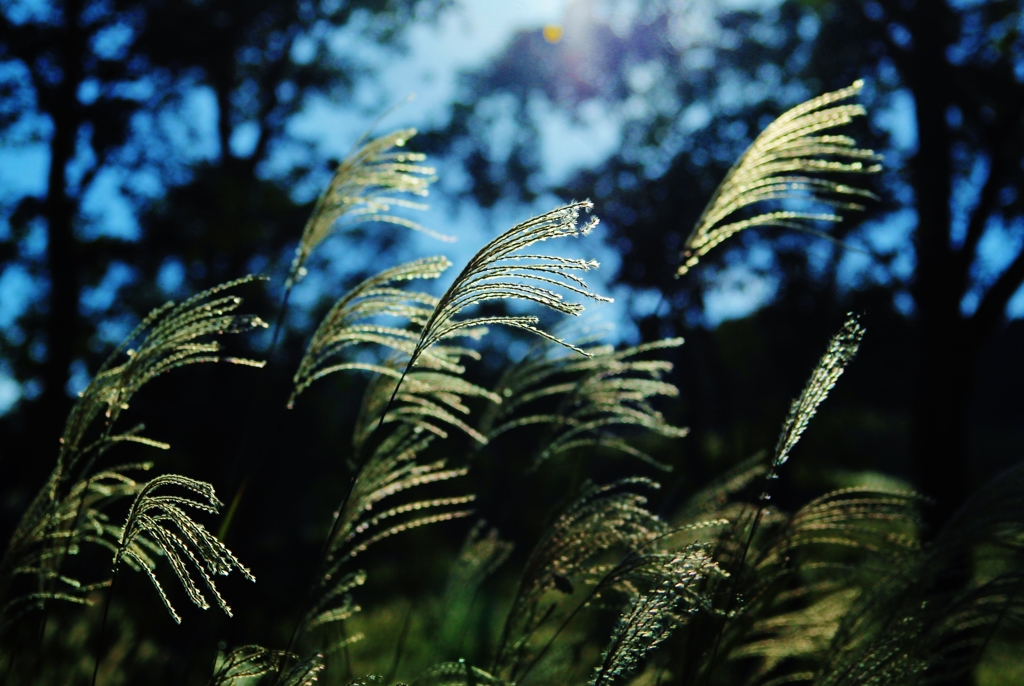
left=958, top=155, right=999, bottom=267
left=972, top=242, right=1024, bottom=338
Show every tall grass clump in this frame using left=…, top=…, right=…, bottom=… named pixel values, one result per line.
left=1, top=81, right=1022, bottom=686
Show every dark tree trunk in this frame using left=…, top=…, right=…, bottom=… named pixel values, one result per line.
left=901, top=0, right=973, bottom=527
left=38, top=0, right=86, bottom=442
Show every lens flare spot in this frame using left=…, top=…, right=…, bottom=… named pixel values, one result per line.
left=543, top=24, right=564, bottom=43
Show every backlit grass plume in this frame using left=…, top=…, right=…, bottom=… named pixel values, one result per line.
left=815, top=463, right=1024, bottom=686
left=208, top=645, right=285, bottom=685
left=288, top=128, right=442, bottom=288
left=678, top=81, right=881, bottom=276
left=0, top=464, right=152, bottom=631
left=352, top=367, right=501, bottom=448
left=774, top=314, right=864, bottom=468
left=481, top=337, right=688, bottom=469
left=681, top=317, right=867, bottom=685
left=0, top=279, right=265, bottom=631
left=208, top=645, right=325, bottom=686
left=407, top=200, right=611, bottom=367
left=726, top=487, right=924, bottom=684
left=289, top=255, right=453, bottom=408
left=61, top=276, right=267, bottom=470
left=305, top=425, right=474, bottom=636
left=208, top=646, right=323, bottom=686
left=493, top=478, right=666, bottom=682
left=592, top=547, right=719, bottom=686
left=343, top=202, right=612, bottom=451
left=293, top=255, right=502, bottom=445
left=113, top=474, right=254, bottom=623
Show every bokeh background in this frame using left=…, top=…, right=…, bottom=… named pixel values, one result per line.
left=3, top=0, right=1024, bottom=682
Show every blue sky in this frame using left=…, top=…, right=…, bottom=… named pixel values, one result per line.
left=5, top=0, right=1020, bottom=413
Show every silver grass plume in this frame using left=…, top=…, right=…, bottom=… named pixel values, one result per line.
left=208, top=645, right=284, bottom=685
left=817, top=464, right=1024, bottom=686
left=482, top=336, right=688, bottom=469
left=294, top=256, right=502, bottom=444
left=493, top=479, right=666, bottom=681
left=288, top=128, right=442, bottom=288
left=773, top=315, right=864, bottom=469
left=207, top=646, right=322, bottom=686
left=60, top=275, right=268, bottom=469
left=698, top=317, right=865, bottom=681
left=728, top=488, right=923, bottom=683
left=114, top=474, right=254, bottom=623
left=678, top=81, right=880, bottom=276
left=0, top=280, right=264, bottom=625
left=306, top=426, right=473, bottom=634
left=276, top=653, right=326, bottom=686
left=592, top=547, right=720, bottom=686
left=407, top=200, right=611, bottom=367
left=731, top=588, right=860, bottom=682
left=0, top=464, right=152, bottom=630
left=352, top=365, right=501, bottom=448
left=290, top=256, right=453, bottom=407
left=411, top=662, right=506, bottom=686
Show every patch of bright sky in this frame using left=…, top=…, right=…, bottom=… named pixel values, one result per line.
left=285, top=0, right=642, bottom=340
left=285, top=0, right=805, bottom=338
left=703, top=243, right=779, bottom=326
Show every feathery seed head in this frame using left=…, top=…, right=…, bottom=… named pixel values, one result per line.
left=288, top=128, right=443, bottom=288
left=678, top=81, right=880, bottom=277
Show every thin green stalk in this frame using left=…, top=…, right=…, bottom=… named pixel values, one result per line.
left=90, top=568, right=119, bottom=686
left=385, top=600, right=414, bottom=684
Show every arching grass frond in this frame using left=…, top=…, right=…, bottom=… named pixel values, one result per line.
left=730, top=588, right=860, bottom=682
left=277, top=653, right=326, bottom=686
left=352, top=363, right=501, bottom=450
left=411, top=662, right=507, bottom=686
left=724, top=488, right=924, bottom=684
left=61, top=276, right=268, bottom=469
left=288, top=128, right=442, bottom=288
left=774, top=315, right=864, bottom=468
left=815, top=463, right=1024, bottom=686
left=592, top=548, right=720, bottom=686
left=207, top=644, right=325, bottom=686
left=115, top=474, right=254, bottom=624
left=208, top=645, right=283, bottom=685
left=678, top=81, right=880, bottom=276
left=482, top=336, right=688, bottom=470
left=0, top=280, right=264, bottom=634
left=494, top=479, right=666, bottom=680
left=306, top=426, right=473, bottom=634
left=0, top=463, right=153, bottom=631
left=757, top=488, right=923, bottom=570
left=408, top=200, right=611, bottom=367
left=289, top=256, right=454, bottom=408
left=295, top=256, right=498, bottom=445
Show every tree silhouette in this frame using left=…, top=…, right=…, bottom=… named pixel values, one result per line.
left=0, top=0, right=447, bottom=444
